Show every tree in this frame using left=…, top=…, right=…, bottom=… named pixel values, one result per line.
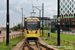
left=17, top=24, right=20, bottom=29
left=43, top=25, right=49, bottom=30
left=2, top=27, right=6, bottom=30
left=13, top=26, right=18, bottom=31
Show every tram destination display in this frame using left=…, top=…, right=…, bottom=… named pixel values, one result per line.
left=27, top=19, right=37, bottom=24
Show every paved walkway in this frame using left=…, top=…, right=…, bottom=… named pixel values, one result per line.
left=60, top=31, right=75, bottom=35
left=0, top=31, right=21, bottom=42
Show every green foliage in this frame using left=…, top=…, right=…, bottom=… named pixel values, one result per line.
left=40, top=25, right=49, bottom=30
left=10, top=27, right=13, bottom=30
left=40, top=27, right=42, bottom=30
left=21, top=26, right=24, bottom=29
left=44, top=44, right=48, bottom=47
left=44, top=30, right=75, bottom=44
left=2, top=27, right=6, bottom=30
left=0, top=36, right=24, bottom=50
left=43, top=25, right=49, bottom=30
left=51, top=28, right=57, bottom=33
left=17, top=24, right=20, bottom=29
left=13, top=26, right=18, bottom=31
left=10, top=23, right=24, bottom=31
left=41, top=31, right=75, bottom=50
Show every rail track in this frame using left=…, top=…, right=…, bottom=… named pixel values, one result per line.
left=20, top=38, right=54, bottom=50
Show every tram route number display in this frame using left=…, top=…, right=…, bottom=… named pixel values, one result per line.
left=27, top=22, right=37, bottom=24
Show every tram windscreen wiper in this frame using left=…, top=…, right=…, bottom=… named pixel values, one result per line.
left=26, top=24, right=38, bottom=30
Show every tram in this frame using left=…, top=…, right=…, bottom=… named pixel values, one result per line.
left=24, top=17, right=40, bottom=40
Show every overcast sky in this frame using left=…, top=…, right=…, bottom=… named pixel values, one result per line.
left=0, top=0, right=57, bottom=27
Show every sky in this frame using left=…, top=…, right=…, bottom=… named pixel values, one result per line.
left=0, top=0, right=57, bottom=27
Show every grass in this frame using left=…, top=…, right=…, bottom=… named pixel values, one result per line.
left=43, top=30, right=75, bottom=44
left=40, top=32, right=75, bottom=50
left=0, top=36, right=25, bottom=50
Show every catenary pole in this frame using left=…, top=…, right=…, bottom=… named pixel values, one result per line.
left=57, top=0, right=60, bottom=46
left=6, top=0, right=9, bottom=46
left=21, top=8, right=23, bottom=27
left=42, top=3, right=44, bottom=36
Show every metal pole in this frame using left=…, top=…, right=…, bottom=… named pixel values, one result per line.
left=23, top=15, right=25, bottom=19
left=39, top=10, right=41, bottom=34
left=23, top=15, right=25, bottom=26
left=42, top=3, right=44, bottom=36
left=39, top=10, right=40, bottom=17
left=69, top=18, right=70, bottom=30
left=13, top=23, right=14, bottom=30
left=22, top=8, right=23, bottom=27
left=20, top=22, right=21, bottom=30
left=62, top=15, right=63, bottom=34
left=39, top=10, right=41, bottom=17
left=57, top=0, right=60, bottom=46
left=50, top=18, right=51, bottom=39
left=21, top=8, right=23, bottom=27
left=6, top=0, right=9, bottom=46
left=33, top=6, right=41, bottom=17
left=69, top=19, right=71, bottom=35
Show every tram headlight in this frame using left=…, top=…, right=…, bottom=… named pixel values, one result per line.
left=27, top=31, right=29, bottom=34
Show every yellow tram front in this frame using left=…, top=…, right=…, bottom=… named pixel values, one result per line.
left=24, top=18, right=40, bottom=39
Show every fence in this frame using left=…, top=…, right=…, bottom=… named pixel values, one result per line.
left=51, top=36, right=75, bottom=46
left=0, top=33, right=24, bottom=42
left=44, top=33, right=75, bottom=46
left=51, top=28, right=71, bottom=33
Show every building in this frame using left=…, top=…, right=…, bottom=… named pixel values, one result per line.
left=49, top=19, right=55, bottom=28
left=53, top=14, right=75, bottom=28
left=60, top=0, right=75, bottom=15
left=53, top=0, right=75, bottom=28
left=36, top=17, right=50, bottom=27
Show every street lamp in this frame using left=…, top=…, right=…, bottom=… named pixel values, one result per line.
left=20, top=8, right=23, bottom=27
left=42, top=3, right=44, bottom=36
left=23, top=15, right=25, bottom=26
left=23, top=15, right=25, bottom=18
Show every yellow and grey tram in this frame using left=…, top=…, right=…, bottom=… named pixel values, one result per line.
left=24, top=17, right=40, bottom=40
